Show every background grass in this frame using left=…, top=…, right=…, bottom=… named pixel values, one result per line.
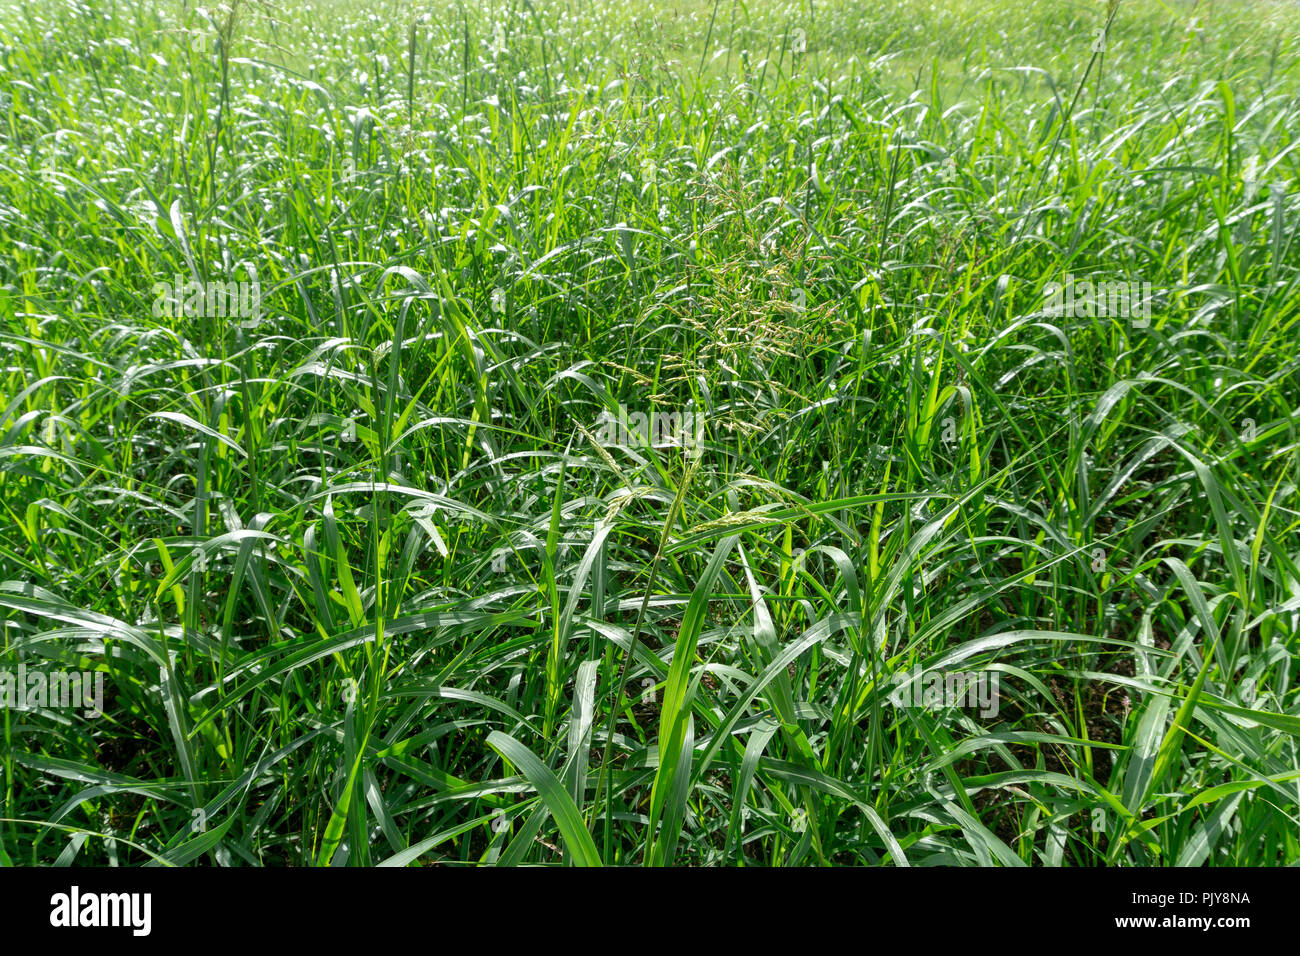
left=0, top=0, right=1298, bottom=865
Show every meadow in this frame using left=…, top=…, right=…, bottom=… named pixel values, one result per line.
left=0, top=0, right=1298, bottom=866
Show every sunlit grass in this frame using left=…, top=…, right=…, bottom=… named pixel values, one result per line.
left=0, top=0, right=1297, bottom=866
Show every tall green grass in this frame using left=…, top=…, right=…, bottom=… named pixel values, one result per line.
left=0, top=0, right=1297, bottom=865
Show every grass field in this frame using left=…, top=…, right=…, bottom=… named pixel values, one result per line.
left=1, top=0, right=1298, bottom=866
